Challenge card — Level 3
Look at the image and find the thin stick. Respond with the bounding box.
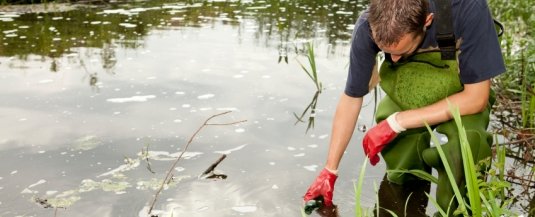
[201,154,227,176]
[498,135,535,145]
[147,111,246,214]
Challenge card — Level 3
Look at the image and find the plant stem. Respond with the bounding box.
[147,111,246,215]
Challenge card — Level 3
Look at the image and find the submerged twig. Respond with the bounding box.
[147,111,246,215]
[142,144,156,174]
[201,154,227,177]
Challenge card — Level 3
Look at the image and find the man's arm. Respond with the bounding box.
[396,79,490,129]
[325,93,363,171]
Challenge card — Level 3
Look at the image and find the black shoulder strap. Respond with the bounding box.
[434,0,456,60]
[494,19,504,37]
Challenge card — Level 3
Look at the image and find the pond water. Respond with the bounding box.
[1,1,531,217]
[0,1,391,216]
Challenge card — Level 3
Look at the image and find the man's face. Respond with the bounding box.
[377,32,424,63]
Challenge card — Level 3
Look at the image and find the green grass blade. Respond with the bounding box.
[355,157,368,217]
[306,42,317,80]
[521,77,528,127]
[481,190,506,217]
[306,42,321,91]
[479,192,493,216]
[425,192,448,217]
[386,169,438,184]
[296,42,321,91]
[404,192,413,217]
[374,182,379,217]
[424,122,467,214]
[487,190,503,217]
[300,205,308,217]
[526,96,535,128]
[379,207,399,217]
[296,58,316,83]
[449,104,482,216]
[497,142,506,201]
[353,182,358,215]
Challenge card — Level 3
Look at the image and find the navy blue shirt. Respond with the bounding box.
[344,0,506,97]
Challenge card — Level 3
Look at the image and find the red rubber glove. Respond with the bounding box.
[362,112,405,166]
[303,168,338,207]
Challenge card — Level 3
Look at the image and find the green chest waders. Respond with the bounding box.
[375,52,493,216]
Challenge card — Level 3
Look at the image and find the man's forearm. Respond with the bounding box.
[325,93,363,171]
[397,80,491,129]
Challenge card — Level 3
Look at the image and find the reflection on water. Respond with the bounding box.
[0,1,376,217]
[314,205,340,217]
[1,0,530,216]
[0,0,363,70]
[375,175,430,217]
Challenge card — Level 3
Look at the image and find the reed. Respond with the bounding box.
[296,41,322,92]
[355,104,518,217]
[354,157,369,217]
[420,104,516,217]
[294,41,323,133]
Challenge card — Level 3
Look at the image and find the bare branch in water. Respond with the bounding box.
[201,154,227,177]
[147,111,246,215]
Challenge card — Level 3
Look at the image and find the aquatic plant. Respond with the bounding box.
[294,41,323,133]
[354,157,369,217]
[296,41,322,92]
[420,104,517,217]
[351,104,518,217]
[486,1,535,214]
[488,0,535,138]
[293,90,320,134]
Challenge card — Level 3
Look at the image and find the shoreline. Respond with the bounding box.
[0,2,81,13]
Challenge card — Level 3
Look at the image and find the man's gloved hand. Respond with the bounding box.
[303,168,338,207]
[363,112,406,166]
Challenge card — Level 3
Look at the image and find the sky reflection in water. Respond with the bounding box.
[0,1,388,217]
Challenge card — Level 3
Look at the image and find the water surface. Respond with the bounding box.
[0,1,388,216]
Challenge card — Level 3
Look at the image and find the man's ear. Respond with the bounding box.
[425,13,434,27]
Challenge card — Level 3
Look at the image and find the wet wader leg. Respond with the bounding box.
[375,174,430,217]
[421,105,493,216]
[376,95,432,184]
[376,51,493,216]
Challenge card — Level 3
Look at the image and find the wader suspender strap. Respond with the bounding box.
[434,0,456,60]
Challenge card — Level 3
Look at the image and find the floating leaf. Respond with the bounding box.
[73,135,101,151]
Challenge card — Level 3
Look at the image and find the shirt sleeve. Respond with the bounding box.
[456,0,505,84]
[344,13,380,97]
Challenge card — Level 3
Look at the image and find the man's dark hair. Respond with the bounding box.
[368,0,429,47]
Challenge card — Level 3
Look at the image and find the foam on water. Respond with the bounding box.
[214,144,247,155]
[197,94,215,99]
[231,205,257,213]
[106,95,156,103]
[304,165,318,172]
